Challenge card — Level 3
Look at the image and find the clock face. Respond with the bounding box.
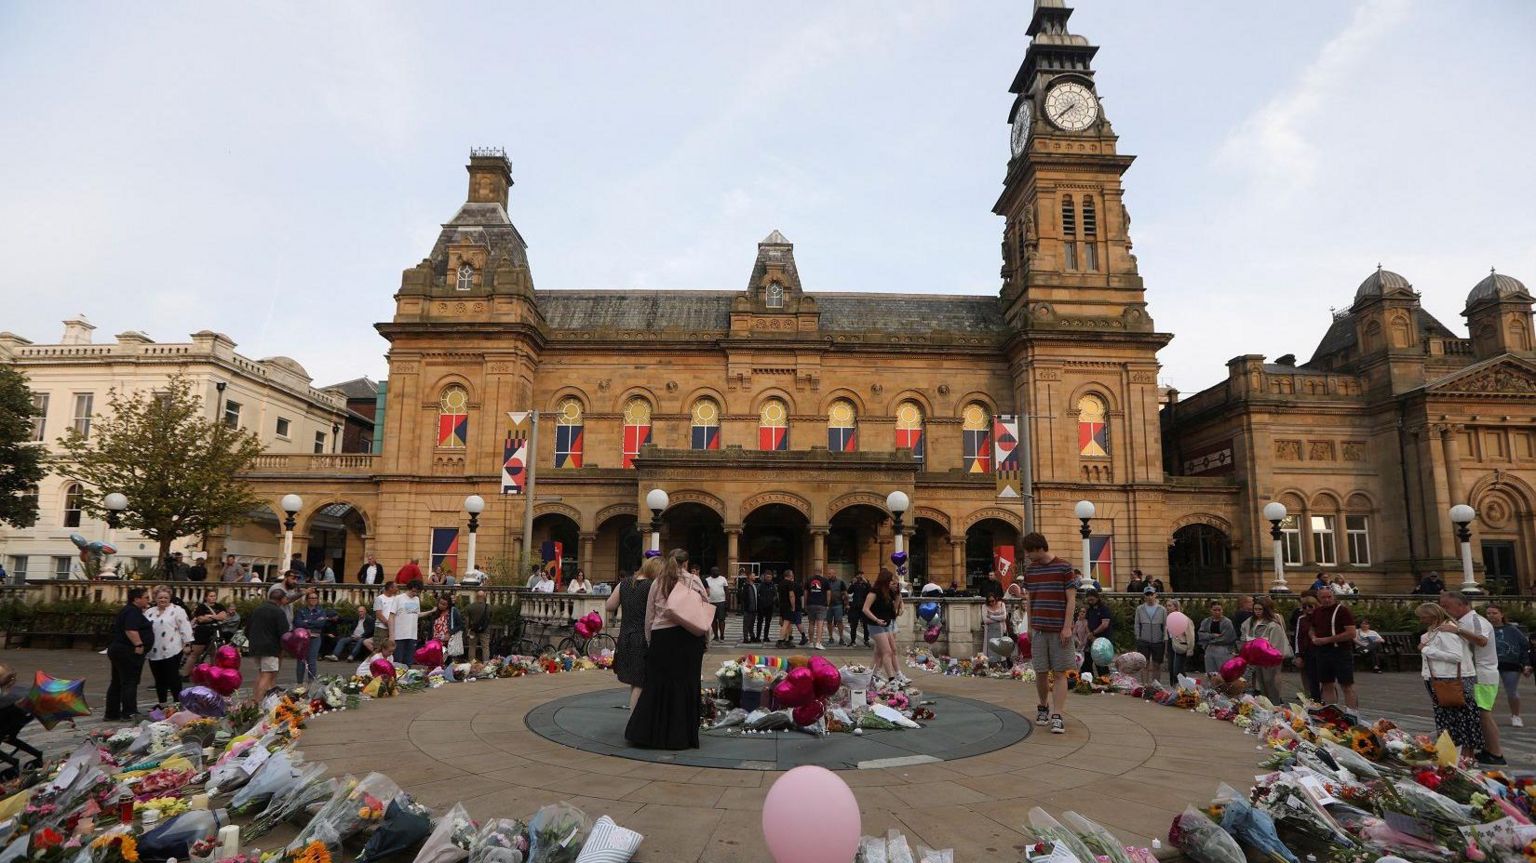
[1010,102,1031,158]
[1044,81,1098,132]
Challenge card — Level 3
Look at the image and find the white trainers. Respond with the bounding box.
[1513,716,1525,728]
[813,642,825,650]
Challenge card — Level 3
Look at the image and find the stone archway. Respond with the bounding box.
[743,503,810,579]
[963,517,1020,589]
[302,501,369,579]
[1169,523,1232,592]
[827,503,887,581]
[661,502,725,576]
[532,512,581,586]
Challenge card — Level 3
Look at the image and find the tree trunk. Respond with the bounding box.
[157,536,174,576]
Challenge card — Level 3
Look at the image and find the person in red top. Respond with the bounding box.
[1309,587,1358,712]
[395,557,424,585]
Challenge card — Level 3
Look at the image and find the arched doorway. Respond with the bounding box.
[827,504,886,580]
[912,517,949,586]
[661,502,725,575]
[305,502,368,578]
[744,503,808,577]
[965,518,1020,589]
[596,513,643,580]
[221,504,286,580]
[1168,524,1232,592]
[532,513,581,584]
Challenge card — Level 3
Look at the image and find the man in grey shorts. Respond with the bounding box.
[1021,532,1079,734]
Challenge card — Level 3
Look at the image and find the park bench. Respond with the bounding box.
[2,611,115,651]
[1376,631,1420,673]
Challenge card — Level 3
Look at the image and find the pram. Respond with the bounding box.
[0,694,43,782]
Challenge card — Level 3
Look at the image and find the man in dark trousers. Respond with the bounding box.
[104,587,153,720]
[737,568,760,644]
[848,571,872,646]
[755,571,777,644]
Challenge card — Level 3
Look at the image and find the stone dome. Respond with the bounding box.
[1467,270,1529,305]
[1354,267,1414,303]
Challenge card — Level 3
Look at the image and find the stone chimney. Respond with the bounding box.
[61,315,95,345]
[466,147,513,208]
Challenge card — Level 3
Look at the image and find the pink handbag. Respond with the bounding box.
[666,581,714,637]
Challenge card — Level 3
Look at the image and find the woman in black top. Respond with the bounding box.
[776,570,804,649]
[862,568,903,683]
[105,587,154,720]
[181,589,228,677]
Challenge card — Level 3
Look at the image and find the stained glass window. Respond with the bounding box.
[437,386,468,449]
[691,398,721,450]
[621,398,652,469]
[962,402,992,473]
[827,399,856,452]
[1077,395,1109,458]
[758,398,788,451]
[895,400,925,465]
[554,397,584,468]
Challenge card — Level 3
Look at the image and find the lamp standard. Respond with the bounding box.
[1262,501,1290,593]
[104,492,127,571]
[1449,504,1480,593]
[1074,500,1095,586]
[887,490,910,590]
[280,494,303,571]
[464,495,485,575]
[645,489,669,554]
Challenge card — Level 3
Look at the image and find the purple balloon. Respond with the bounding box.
[178,686,227,718]
[644,549,662,558]
[890,551,908,567]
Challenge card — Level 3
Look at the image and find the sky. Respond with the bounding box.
[1,1,1533,394]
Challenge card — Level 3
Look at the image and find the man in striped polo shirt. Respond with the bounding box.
[1022,532,1079,734]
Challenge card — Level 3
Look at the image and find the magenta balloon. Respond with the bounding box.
[808,657,840,699]
[792,699,825,727]
[206,667,241,696]
[1241,637,1284,668]
[1166,611,1191,637]
[214,645,241,670]
[1218,655,1248,683]
[189,664,210,685]
[369,658,396,679]
[574,621,592,639]
[1016,632,1032,660]
[762,766,861,863]
[773,667,815,708]
[414,641,444,668]
[923,624,940,644]
[280,629,311,660]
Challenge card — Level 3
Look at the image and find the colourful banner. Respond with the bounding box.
[692,424,721,450]
[502,430,527,494]
[894,426,924,462]
[992,415,1019,472]
[994,546,1016,590]
[431,528,460,576]
[622,423,652,469]
[437,413,468,448]
[827,427,856,452]
[1089,535,1113,589]
[541,540,564,589]
[555,423,584,468]
[759,426,788,451]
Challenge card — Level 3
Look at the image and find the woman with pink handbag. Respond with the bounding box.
[625,549,711,750]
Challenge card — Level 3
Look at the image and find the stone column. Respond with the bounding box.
[1441,424,1467,507]
[810,527,828,574]
[725,526,741,577]
[579,532,596,577]
[950,537,966,586]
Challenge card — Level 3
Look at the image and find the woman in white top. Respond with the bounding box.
[1417,601,1483,756]
[144,588,193,706]
[1239,597,1291,702]
[625,549,709,750]
[568,571,593,593]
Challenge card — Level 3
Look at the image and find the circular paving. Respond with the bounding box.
[525,685,1032,771]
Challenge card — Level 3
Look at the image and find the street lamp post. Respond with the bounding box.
[280,494,303,572]
[645,489,669,554]
[464,495,485,575]
[1262,501,1290,593]
[1074,500,1095,587]
[1449,504,1480,593]
[104,492,127,572]
[887,490,910,590]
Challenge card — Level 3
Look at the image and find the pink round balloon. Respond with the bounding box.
[369,658,396,679]
[280,628,311,660]
[762,766,860,863]
[808,657,840,699]
[213,645,241,670]
[1241,637,1284,668]
[1166,611,1191,637]
[1218,655,1248,683]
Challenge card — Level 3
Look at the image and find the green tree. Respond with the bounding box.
[57,375,267,563]
[0,367,46,528]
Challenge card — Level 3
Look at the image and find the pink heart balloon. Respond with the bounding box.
[214,645,241,670]
[369,658,396,679]
[280,628,311,660]
[582,612,603,634]
[792,699,825,727]
[190,664,211,685]
[1219,655,1248,683]
[1240,637,1284,668]
[574,621,592,639]
[207,667,241,696]
[773,667,815,708]
[414,640,444,668]
[1016,632,1032,660]
[808,657,840,699]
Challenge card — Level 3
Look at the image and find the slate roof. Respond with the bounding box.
[323,377,380,400]
[1305,307,1459,368]
[428,202,529,276]
[534,290,1006,337]
[1467,271,1530,306]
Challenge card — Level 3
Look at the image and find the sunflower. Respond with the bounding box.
[1063,669,1081,687]
[1348,728,1383,760]
[294,840,332,863]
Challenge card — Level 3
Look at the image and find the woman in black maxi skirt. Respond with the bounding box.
[625,550,708,750]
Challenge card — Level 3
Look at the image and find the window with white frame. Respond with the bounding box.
[314,431,326,454]
[1280,515,1303,566]
[72,393,93,437]
[53,556,72,579]
[30,393,48,441]
[7,555,26,582]
[456,264,474,291]
[1345,514,1370,566]
[1310,514,1338,566]
[223,400,241,428]
[275,417,291,438]
[766,282,785,308]
[62,483,83,528]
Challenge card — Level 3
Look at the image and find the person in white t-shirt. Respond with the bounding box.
[391,580,423,665]
[369,582,399,653]
[704,567,729,642]
[1440,590,1505,766]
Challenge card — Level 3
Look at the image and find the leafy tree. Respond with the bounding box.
[0,367,46,528]
[57,375,267,563]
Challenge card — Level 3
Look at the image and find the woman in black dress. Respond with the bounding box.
[605,556,660,709]
[105,587,153,721]
[625,549,708,749]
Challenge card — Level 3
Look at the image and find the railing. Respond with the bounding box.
[250,454,378,474]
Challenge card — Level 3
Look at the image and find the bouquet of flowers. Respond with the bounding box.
[245,768,334,840]
[290,773,400,851]
[1210,785,1296,863]
[526,802,591,863]
[229,750,301,815]
[1061,810,1136,863]
[90,833,140,863]
[1387,777,1477,826]
[1026,808,1098,863]
[411,802,477,863]
[356,796,433,863]
[469,818,527,863]
[1167,806,1245,863]
[175,720,219,750]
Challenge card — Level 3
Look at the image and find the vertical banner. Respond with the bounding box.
[502,414,530,495]
[541,540,564,589]
[993,414,1020,498]
[1089,535,1113,589]
[994,545,1016,590]
[431,528,460,576]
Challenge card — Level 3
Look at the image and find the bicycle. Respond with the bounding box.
[508,618,561,658]
[556,622,617,660]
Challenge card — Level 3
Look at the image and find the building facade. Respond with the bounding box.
[0,317,351,581]
[221,0,1528,594]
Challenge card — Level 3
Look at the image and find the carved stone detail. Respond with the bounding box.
[1307,441,1336,461]
[828,492,888,518]
[742,491,813,520]
[1341,442,1365,461]
[1456,366,1536,394]
[665,489,727,517]
[1275,440,1303,461]
[1130,371,1158,384]
[912,506,951,533]
[594,503,638,525]
[959,507,1023,532]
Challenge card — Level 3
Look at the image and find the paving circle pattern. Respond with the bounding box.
[525,685,1032,770]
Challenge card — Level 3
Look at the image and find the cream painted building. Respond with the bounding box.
[0,316,352,581]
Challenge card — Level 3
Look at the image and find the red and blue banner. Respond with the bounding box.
[691,424,720,450]
[541,540,564,589]
[827,426,856,452]
[994,546,1016,590]
[759,425,788,451]
[437,413,468,448]
[992,415,1019,473]
[622,423,652,469]
[895,426,924,462]
[502,430,527,494]
[963,428,992,473]
[555,423,583,468]
[431,528,460,576]
[1089,535,1113,589]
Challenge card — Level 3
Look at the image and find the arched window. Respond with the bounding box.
[766,282,785,308]
[63,483,83,528]
[1061,195,1078,271]
[758,398,789,451]
[455,264,474,291]
[621,398,652,469]
[690,398,721,450]
[1077,395,1109,458]
[894,400,925,466]
[827,399,857,452]
[1082,196,1099,271]
[554,397,584,468]
[962,402,992,473]
[437,385,469,449]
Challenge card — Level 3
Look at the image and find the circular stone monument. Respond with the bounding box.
[525,686,1032,771]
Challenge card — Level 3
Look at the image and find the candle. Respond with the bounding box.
[218,825,240,858]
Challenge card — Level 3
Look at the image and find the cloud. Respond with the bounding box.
[1216,0,1410,199]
